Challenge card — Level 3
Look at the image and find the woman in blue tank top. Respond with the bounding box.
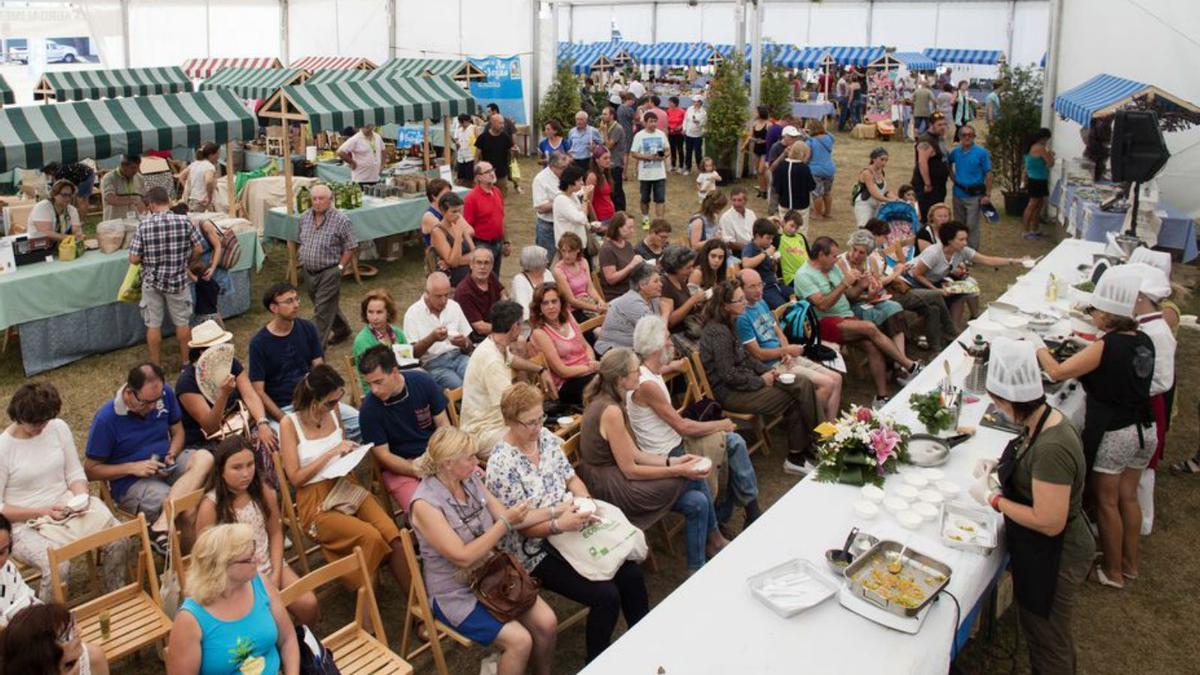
[167,524,298,675]
[1022,128,1054,240]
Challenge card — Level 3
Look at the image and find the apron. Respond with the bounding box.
[996,407,1063,618]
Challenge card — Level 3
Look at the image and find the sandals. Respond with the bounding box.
[149,528,170,557]
[1093,567,1124,589]
[1169,457,1200,475]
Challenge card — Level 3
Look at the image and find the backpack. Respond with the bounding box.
[296,625,341,675]
[780,300,839,363]
[215,224,241,269]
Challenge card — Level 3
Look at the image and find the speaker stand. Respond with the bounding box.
[1127,181,1140,237]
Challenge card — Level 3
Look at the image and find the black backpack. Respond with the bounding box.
[780,300,839,363]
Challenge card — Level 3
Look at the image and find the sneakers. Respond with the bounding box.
[915,335,930,351]
[871,395,891,409]
[783,457,817,476]
[896,360,924,387]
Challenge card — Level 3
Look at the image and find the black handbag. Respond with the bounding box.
[296,625,341,675]
[682,397,725,422]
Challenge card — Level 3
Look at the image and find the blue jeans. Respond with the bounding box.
[425,349,471,390]
[270,403,361,442]
[713,432,759,524]
[836,96,851,130]
[668,447,719,571]
[535,218,556,263]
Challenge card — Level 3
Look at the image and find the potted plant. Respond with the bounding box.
[759,53,793,121]
[705,53,750,180]
[536,62,583,133]
[985,63,1044,217]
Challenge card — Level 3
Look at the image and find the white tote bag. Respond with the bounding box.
[548,499,648,582]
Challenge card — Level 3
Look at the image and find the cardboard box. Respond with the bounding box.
[375,233,406,261]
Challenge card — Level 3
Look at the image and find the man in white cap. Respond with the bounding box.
[765,125,803,215]
[974,336,1092,675]
[1126,263,1176,533]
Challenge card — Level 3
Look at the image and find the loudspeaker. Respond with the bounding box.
[1111,110,1170,183]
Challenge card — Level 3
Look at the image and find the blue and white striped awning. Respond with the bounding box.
[894,52,938,71]
[923,48,1003,66]
[822,46,885,67]
[639,42,714,67]
[1054,74,1151,126]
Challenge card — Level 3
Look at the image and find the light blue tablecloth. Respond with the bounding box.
[262,187,468,243]
[1053,182,1197,262]
[792,101,835,119]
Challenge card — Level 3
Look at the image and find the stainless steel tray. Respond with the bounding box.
[843,541,952,618]
[939,502,999,555]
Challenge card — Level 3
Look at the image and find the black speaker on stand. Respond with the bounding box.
[1110,109,1170,240]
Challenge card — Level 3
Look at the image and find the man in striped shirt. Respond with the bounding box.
[298,184,357,347]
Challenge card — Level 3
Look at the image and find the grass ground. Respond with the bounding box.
[1,126,1197,675]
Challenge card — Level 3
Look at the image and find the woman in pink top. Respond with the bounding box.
[529,285,599,406]
[552,231,607,322]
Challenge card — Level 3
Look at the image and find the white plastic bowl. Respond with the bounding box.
[918,489,945,505]
[903,473,929,489]
[66,493,89,512]
[853,500,880,520]
[894,484,920,500]
[883,497,910,514]
[574,498,597,516]
[860,484,886,503]
[912,502,939,522]
[778,373,796,385]
[921,468,946,482]
[936,480,962,498]
[896,510,923,530]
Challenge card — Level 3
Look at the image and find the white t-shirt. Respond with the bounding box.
[28,200,80,235]
[552,193,589,246]
[684,106,707,137]
[453,124,477,164]
[916,243,975,285]
[460,338,512,445]
[186,159,217,205]
[532,167,560,218]
[0,419,86,512]
[511,269,553,321]
[625,366,682,456]
[627,80,646,99]
[718,206,758,245]
[631,129,669,181]
[403,297,473,364]
[337,130,384,183]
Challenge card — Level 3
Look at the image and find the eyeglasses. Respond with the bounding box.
[130,389,162,406]
[516,414,546,430]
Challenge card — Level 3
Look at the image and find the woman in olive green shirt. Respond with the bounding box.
[973,337,1093,675]
[352,289,408,392]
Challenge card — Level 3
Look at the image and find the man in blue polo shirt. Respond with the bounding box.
[84,363,214,548]
[947,125,993,249]
[357,345,449,514]
[566,110,603,170]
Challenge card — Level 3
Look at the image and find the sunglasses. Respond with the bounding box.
[323,393,344,410]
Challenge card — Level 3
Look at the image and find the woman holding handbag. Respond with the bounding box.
[176,321,277,452]
[278,366,407,591]
[410,427,559,675]
[485,383,648,663]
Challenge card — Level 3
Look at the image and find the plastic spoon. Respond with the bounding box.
[888,538,912,575]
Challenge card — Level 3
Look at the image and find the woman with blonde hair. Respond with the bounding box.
[167,523,299,675]
[409,427,558,675]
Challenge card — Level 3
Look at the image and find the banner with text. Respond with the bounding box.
[469,56,526,124]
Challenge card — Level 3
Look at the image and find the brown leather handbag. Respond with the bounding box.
[467,551,541,623]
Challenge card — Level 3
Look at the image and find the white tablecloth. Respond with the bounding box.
[581,238,1106,675]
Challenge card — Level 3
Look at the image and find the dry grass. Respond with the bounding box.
[2,127,1196,675]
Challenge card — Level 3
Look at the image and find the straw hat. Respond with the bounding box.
[986,337,1044,403]
[188,320,233,348]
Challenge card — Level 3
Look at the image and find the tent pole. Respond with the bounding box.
[121,0,131,67]
[443,116,453,167]
[749,0,762,111]
[282,96,298,286]
[1041,0,1064,128]
[225,141,236,217]
[280,0,290,66]
[423,119,432,171]
[386,0,396,59]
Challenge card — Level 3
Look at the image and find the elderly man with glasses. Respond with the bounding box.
[947,124,993,249]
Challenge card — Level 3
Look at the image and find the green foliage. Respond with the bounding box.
[985,63,1044,194]
[536,62,582,133]
[909,389,956,435]
[759,52,793,121]
[705,54,750,170]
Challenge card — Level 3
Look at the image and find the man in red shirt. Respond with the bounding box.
[463,161,508,272]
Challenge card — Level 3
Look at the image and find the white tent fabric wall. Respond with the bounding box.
[289,0,389,65]
[128,0,282,68]
[1050,0,1200,217]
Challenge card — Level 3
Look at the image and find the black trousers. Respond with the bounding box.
[668,134,685,169]
[556,373,596,407]
[684,136,704,170]
[611,165,626,212]
[532,551,649,662]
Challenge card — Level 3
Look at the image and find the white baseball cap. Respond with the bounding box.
[1128,247,1172,277]
[1090,266,1141,318]
[1122,262,1171,302]
[782,126,802,138]
[986,337,1044,403]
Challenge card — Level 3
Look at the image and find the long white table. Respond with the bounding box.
[581,239,1105,675]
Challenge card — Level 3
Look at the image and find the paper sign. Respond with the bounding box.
[439,164,453,182]
[312,445,371,483]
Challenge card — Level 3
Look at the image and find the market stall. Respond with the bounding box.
[256,74,477,283]
[922,48,1005,66]
[182,57,283,80]
[895,52,939,74]
[377,57,488,85]
[288,56,377,74]
[263,187,468,246]
[581,238,1107,675]
[32,66,193,102]
[865,52,903,124]
[822,46,886,68]
[198,66,307,101]
[637,42,715,69]
[0,89,262,374]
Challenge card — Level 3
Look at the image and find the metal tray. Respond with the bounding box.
[747,558,840,618]
[843,541,952,618]
[906,434,950,467]
[939,502,999,555]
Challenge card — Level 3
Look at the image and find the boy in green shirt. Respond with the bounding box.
[777,209,811,286]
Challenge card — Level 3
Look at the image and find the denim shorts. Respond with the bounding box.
[640,179,667,204]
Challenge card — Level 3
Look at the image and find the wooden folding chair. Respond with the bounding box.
[163,489,206,597]
[98,481,137,522]
[281,547,413,675]
[47,514,172,665]
[272,453,317,574]
[444,387,463,427]
[686,352,779,456]
[367,454,405,522]
[399,529,476,675]
[344,354,363,407]
[578,312,605,335]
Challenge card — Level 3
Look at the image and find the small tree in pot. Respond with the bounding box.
[759,52,793,121]
[537,62,583,133]
[985,63,1044,217]
[705,54,750,180]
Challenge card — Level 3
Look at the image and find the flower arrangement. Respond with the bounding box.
[909,389,956,436]
[813,406,911,487]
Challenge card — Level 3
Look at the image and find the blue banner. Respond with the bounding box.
[469,56,526,124]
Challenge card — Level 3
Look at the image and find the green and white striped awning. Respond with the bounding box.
[34,67,193,102]
[378,58,485,81]
[0,89,257,172]
[269,75,478,133]
[199,67,306,101]
[303,69,385,86]
[0,74,13,105]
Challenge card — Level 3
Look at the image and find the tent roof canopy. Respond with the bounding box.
[0,74,13,106]
[639,42,717,67]
[867,53,903,70]
[820,46,885,67]
[289,56,377,73]
[1053,73,1200,127]
[182,57,282,79]
[894,52,939,71]
[378,58,487,82]
[198,67,307,101]
[258,75,478,133]
[0,89,256,172]
[922,48,1004,65]
[33,67,193,102]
